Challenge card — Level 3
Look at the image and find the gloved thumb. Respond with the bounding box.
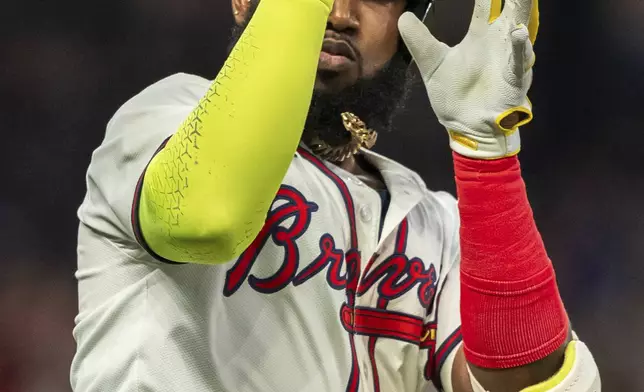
[509,24,533,79]
[398,11,449,81]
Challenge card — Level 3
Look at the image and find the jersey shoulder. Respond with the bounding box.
[79,73,211,241]
[423,188,459,227]
[121,73,209,109]
[105,73,210,138]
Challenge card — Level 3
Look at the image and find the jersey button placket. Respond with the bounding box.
[359,205,373,223]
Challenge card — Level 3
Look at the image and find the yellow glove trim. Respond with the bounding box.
[488,0,503,23]
[474,147,521,160]
[496,106,533,135]
[449,130,479,150]
[521,341,578,392]
[528,0,540,44]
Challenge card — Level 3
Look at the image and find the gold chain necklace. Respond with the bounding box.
[308,112,378,162]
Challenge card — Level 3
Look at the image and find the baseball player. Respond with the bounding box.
[70,0,601,390]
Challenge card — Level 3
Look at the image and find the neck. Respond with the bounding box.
[336,155,361,173]
[334,154,386,191]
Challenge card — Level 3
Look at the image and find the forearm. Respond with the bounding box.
[453,153,570,389]
[138,0,330,263]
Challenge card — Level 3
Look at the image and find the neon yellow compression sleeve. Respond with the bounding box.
[137,0,332,264]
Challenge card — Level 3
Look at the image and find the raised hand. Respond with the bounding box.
[399,0,539,159]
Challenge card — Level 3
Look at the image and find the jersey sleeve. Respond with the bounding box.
[434,257,463,392]
[137,0,332,265]
[77,73,210,255]
[422,190,463,392]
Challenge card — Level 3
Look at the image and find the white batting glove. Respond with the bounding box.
[399,0,540,159]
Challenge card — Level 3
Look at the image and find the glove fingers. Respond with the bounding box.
[472,0,502,25]
[468,0,503,35]
[503,0,534,27]
[399,11,449,80]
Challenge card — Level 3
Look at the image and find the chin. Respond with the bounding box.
[314,70,358,95]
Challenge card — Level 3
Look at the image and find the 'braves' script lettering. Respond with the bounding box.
[223,185,318,296]
[224,185,437,309]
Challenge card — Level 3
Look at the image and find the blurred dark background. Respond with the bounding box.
[1,0,642,391]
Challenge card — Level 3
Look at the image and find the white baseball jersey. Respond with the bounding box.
[71,73,463,392]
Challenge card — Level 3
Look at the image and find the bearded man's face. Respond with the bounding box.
[230,0,416,146]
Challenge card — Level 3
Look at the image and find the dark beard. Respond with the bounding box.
[228,1,415,148]
[304,54,412,146]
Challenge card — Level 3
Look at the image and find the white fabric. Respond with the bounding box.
[466,340,601,392]
[71,74,464,392]
[398,0,536,159]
